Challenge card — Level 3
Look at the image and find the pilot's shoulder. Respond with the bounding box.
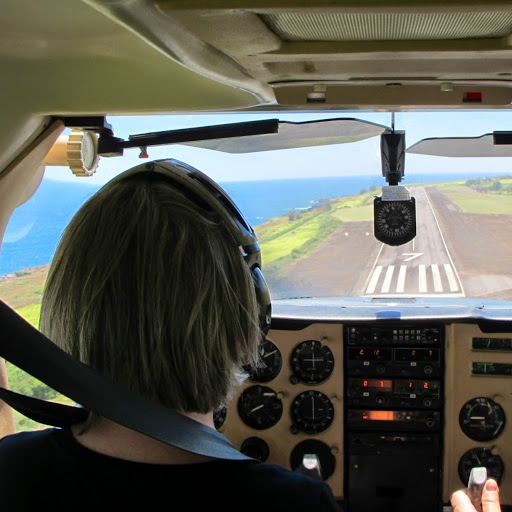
[226,460,342,511]
[0,428,57,457]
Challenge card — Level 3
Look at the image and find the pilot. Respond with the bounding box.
[0,159,502,512]
[0,160,341,510]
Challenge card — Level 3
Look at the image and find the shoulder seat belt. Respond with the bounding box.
[0,300,252,461]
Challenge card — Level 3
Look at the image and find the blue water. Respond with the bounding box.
[0,171,502,276]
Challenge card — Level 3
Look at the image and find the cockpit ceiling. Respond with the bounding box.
[261,11,512,41]
[154,0,512,108]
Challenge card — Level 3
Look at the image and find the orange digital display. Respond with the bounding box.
[350,378,392,391]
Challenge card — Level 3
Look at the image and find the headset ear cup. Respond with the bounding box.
[251,267,271,334]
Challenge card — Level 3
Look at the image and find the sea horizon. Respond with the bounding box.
[0,171,506,277]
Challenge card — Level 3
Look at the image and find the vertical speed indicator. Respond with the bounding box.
[290,340,334,384]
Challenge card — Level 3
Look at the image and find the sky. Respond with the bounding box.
[43,110,512,185]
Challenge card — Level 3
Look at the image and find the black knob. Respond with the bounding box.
[425,417,435,428]
[240,437,269,462]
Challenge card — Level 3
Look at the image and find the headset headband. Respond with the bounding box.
[113,159,271,333]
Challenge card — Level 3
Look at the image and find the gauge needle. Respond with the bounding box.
[494,421,503,435]
[250,404,264,413]
[473,452,482,465]
[470,417,485,420]
[264,350,277,358]
[312,398,315,420]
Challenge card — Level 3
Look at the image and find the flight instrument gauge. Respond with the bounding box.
[244,338,282,383]
[290,339,334,384]
[459,397,506,441]
[374,197,416,246]
[458,448,504,486]
[291,391,335,434]
[238,385,283,430]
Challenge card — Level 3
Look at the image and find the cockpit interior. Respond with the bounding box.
[2,1,512,511]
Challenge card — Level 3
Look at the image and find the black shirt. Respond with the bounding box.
[0,428,342,511]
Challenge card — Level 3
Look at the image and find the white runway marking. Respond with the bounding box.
[396,265,407,293]
[366,265,383,294]
[444,263,459,292]
[419,265,427,293]
[365,262,463,295]
[431,264,442,292]
[381,266,395,293]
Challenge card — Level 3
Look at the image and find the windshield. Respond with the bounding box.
[2,110,512,307]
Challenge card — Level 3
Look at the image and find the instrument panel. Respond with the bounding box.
[218,319,512,511]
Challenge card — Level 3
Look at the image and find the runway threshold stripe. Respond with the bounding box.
[419,265,427,293]
[366,266,383,294]
[396,265,407,293]
[432,264,443,292]
[381,266,395,293]
[444,264,459,292]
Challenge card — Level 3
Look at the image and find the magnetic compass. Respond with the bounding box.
[374,197,416,246]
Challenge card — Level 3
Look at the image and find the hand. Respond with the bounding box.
[451,479,501,512]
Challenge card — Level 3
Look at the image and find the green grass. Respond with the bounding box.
[258,211,340,264]
[16,303,41,328]
[332,204,373,222]
[436,184,512,214]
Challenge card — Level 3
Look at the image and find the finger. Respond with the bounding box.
[481,479,501,512]
[451,489,474,512]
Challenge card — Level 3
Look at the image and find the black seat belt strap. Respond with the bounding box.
[0,300,251,461]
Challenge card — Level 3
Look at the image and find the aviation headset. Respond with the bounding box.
[112,158,272,334]
[0,158,271,460]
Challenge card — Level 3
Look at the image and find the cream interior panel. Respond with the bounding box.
[222,323,344,499]
[444,323,512,504]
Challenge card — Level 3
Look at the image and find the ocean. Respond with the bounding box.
[0,171,499,277]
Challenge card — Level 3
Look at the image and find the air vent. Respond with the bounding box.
[261,12,512,41]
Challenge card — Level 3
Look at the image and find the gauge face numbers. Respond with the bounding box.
[238,385,283,430]
[374,198,416,246]
[244,338,282,383]
[290,340,334,384]
[459,397,506,441]
[291,391,334,434]
[458,448,504,486]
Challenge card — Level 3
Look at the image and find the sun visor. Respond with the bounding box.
[181,118,388,153]
[407,132,512,158]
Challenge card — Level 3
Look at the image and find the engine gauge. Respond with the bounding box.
[290,339,334,384]
[290,440,336,481]
[238,385,283,430]
[244,338,282,383]
[459,397,506,441]
[291,390,335,434]
[458,448,504,486]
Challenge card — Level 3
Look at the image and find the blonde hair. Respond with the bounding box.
[40,171,260,414]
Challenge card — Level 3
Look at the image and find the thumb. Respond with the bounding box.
[482,479,501,512]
